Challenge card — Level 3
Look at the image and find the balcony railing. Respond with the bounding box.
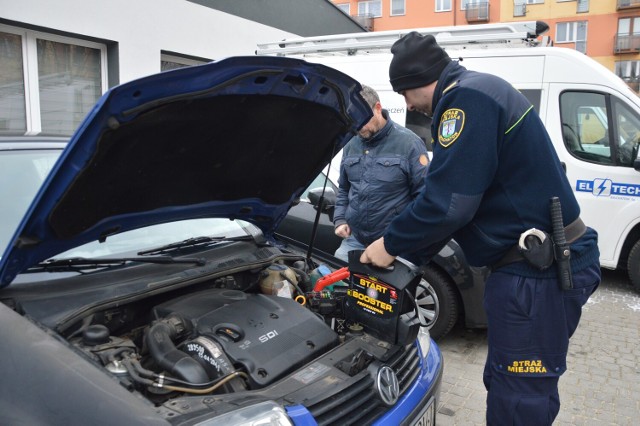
[466,2,490,22]
[617,0,640,10]
[614,34,640,53]
[354,14,374,31]
[622,78,640,92]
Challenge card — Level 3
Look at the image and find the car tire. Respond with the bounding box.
[421,266,459,341]
[628,239,640,292]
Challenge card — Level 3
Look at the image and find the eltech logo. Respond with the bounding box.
[576,179,640,198]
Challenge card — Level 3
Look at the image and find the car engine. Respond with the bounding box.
[63,257,346,403]
[59,250,424,419]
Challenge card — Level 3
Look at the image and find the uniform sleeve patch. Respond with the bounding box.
[438,108,465,147]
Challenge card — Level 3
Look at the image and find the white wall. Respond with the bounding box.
[0,0,297,83]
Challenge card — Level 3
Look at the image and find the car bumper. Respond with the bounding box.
[286,338,443,426]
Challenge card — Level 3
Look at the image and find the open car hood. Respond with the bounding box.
[0,56,371,287]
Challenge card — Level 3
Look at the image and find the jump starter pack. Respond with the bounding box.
[344,250,422,346]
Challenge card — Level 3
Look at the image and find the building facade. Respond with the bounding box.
[331,0,640,92]
[0,0,364,136]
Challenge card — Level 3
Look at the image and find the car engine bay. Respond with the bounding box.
[4,245,426,422]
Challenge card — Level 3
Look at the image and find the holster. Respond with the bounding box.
[492,218,586,271]
[519,230,554,271]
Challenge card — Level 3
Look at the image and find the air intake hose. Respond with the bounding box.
[145,315,209,384]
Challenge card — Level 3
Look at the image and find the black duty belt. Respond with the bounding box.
[492,217,586,270]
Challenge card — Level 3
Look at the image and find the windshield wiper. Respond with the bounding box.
[30,256,206,273]
[137,235,254,256]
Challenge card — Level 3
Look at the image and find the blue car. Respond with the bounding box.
[0,56,442,425]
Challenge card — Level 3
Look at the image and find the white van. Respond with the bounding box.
[257,21,640,289]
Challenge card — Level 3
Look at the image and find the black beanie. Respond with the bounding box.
[389,32,451,92]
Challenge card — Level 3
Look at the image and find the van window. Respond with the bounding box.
[560,91,640,166]
[519,89,541,113]
[612,98,640,166]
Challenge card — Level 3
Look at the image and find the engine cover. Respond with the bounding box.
[155,290,338,388]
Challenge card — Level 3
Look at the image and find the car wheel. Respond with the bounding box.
[415,277,439,331]
[628,239,640,293]
[421,266,459,341]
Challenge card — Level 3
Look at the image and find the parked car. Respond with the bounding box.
[278,167,490,341]
[0,136,67,254]
[0,57,442,425]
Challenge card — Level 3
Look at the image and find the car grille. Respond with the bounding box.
[304,343,421,426]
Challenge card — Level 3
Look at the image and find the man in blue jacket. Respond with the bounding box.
[360,33,600,425]
[333,85,429,261]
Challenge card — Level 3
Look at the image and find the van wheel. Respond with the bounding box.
[420,266,459,341]
[628,239,640,292]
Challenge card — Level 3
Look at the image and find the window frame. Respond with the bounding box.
[618,17,640,35]
[336,3,351,15]
[390,0,406,16]
[556,21,587,45]
[436,0,452,12]
[358,0,382,17]
[0,23,108,136]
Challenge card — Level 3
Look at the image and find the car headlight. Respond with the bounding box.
[194,401,293,426]
[417,326,431,358]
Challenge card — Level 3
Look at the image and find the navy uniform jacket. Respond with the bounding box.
[384,62,599,276]
[334,110,428,246]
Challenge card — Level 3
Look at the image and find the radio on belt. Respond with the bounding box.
[345,250,422,346]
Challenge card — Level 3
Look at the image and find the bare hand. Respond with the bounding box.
[360,237,396,267]
[335,224,351,239]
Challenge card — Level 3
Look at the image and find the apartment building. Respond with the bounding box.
[331,0,640,91]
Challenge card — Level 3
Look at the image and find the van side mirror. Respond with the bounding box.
[308,187,336,213]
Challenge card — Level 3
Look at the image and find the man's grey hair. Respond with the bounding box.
[360,84,380,109]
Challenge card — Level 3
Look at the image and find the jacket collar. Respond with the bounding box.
[432,61,466,114]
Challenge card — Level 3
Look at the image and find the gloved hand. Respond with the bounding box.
[335,223,351,239]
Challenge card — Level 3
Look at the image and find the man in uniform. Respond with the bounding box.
[333,85,429,261]
[360,32,600,425]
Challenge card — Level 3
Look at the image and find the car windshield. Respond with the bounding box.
[0,149,61,254]
[0,147,257,264]
[53,218,253,260]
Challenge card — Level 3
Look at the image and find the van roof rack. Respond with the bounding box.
[256,21,548,56]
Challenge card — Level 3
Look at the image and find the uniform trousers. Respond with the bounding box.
[483,262,600,425]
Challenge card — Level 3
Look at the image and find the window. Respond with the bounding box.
[436,0,452,12]
[616,18,640,52]
[560,91,640,166]
[358,0,382,17]
[336,3,350,14]
[0,25,107,136]
[513,0,526,16]
[526,0,543,3]
[577,0,589,13]
[0,32,25,134]
[391,0,406,16]
[161,53,210,72]
[556,21,588,53]
[618,17,640,36]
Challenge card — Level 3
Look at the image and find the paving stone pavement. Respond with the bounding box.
[434,269,640,425]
